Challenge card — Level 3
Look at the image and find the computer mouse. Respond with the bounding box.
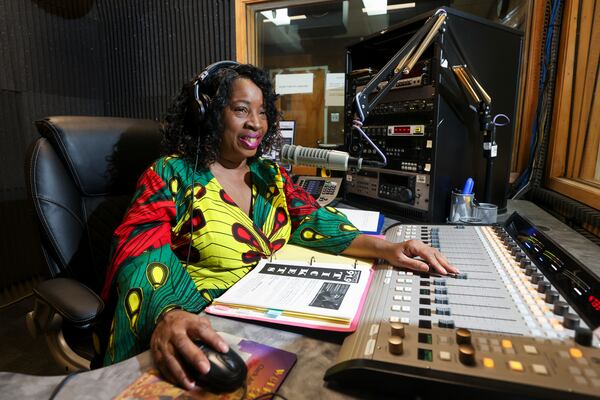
[189,341,247,393]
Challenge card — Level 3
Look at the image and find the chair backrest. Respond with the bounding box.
[26,116,162,294]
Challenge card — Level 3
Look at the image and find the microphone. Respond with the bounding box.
[280,144,362,171]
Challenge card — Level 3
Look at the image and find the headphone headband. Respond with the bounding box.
[193,60,240,117]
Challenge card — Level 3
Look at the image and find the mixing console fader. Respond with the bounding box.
[325,213,600,399]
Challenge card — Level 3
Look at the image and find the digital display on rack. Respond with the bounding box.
[505,213,600,329]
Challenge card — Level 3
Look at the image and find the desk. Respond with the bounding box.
[1,200,599,399]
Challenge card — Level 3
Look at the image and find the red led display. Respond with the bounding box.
[394,126,410,134]
[589,295,600,311]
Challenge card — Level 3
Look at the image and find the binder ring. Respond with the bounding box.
[310,256,316,266]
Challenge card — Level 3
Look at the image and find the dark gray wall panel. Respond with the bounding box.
[0,0,236,301]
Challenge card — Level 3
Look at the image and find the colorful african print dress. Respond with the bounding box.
[101,156,360,365]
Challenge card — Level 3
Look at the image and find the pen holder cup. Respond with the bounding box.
[473,202,498,224]
[449,191,474,223]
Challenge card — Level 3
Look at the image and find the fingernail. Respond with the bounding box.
[420,264,429,272]
[199,360,211,374]
[185,380,196,390]
[218,341,229,353]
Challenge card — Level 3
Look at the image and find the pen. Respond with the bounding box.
[462,177,474,194]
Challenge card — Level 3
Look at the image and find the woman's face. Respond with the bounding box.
[219,77,268,165]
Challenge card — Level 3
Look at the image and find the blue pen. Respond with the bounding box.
[462,178,474,194]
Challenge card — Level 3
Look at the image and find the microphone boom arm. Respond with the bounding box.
[351,7,498,202]
[354,9,447,122]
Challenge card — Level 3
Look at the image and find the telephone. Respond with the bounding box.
[295,176,343,206]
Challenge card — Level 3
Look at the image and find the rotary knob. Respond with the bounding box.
[456,328,472,345]
[390,322,405,338]
[525,266,536,276]
[563,313,580,330]
[458,344,476,366]
[398,188,413,203]
[553,301,569,316]
[388,336,404,355]
[515,251,526,261]
[545,290,559,304]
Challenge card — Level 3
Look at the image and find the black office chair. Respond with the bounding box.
[24,116,162,371]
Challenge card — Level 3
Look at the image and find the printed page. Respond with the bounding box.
[212,259,372,323]
[271,243,373,268]
[335,208,382,233]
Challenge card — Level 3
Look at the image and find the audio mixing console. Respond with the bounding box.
[325,213,600,399]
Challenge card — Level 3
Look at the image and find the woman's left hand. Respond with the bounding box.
[382,239,459,275]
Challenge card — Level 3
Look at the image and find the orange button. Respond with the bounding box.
[508,360,524,372]
[501,339,513,349]
[483,357,495,368]
[569,348,583,359]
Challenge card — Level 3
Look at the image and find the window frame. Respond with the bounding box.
[545,0,600,210]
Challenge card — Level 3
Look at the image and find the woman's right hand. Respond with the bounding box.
[150,309,229,390]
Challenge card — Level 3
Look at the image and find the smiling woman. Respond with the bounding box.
[100,61,456,390]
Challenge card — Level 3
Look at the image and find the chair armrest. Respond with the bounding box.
[33,277,104,326]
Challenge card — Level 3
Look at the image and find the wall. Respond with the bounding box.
[0,0,235,303]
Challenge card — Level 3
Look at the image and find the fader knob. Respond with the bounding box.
[575,327,593,347]
[456,328,472,345]
[531,273,543,284]
[520,259,531,269]
[545,290,559,304]
[553,301,569,316]
[390,322,405,338]
[537,281,550,293]
[563,313,580,330]
[388,336,404,355]
[458,344,476,366]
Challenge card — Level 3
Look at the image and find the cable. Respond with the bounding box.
[185,136,202,267]
[351,120,387,167]
[492,114,510,127]
[511,0,562,197]
[48,371,82,400]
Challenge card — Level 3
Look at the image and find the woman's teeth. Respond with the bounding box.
[239,135,260,149]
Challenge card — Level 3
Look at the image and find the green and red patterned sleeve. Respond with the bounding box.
[101,160,212,366]
[278,166,361,254]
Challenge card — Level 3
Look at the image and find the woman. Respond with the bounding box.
[101,62,456,389]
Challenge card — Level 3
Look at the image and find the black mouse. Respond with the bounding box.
[189,341,247,393]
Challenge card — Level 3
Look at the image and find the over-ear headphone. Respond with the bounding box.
[192,60,240,122]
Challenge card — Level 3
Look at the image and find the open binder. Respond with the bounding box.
[205,244,374,332]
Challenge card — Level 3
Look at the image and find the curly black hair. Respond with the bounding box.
[161,63,281,168]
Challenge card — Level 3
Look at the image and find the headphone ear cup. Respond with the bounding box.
[196,92,211,121]
[192,60,240,125]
